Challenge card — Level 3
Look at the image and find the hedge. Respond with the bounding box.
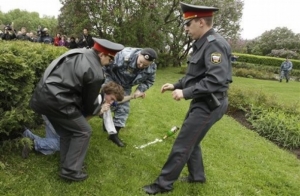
[233,53,300,70]
[0,40,67,141]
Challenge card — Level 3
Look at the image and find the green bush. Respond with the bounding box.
[246,105,300,149]
[0,40,67,144]
[228,87,300,149]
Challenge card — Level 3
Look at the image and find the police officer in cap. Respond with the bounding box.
[30,38,124,181]
[143,2,232,194]
[103,47,158,147]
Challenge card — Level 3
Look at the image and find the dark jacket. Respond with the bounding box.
[17,33,31,41]
[68,41,78,49]
[2,32,16,40]
[174,29,232,99]
[78,34,94,48]
[30,49,105,118]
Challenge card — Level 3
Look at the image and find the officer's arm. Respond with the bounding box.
[136,64,156,92]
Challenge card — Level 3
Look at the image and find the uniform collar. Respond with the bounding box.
[193,28,215,50]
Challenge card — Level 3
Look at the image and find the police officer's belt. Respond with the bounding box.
[193,91,227,103]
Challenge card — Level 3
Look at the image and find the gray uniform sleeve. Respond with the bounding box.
[136,63,157,92]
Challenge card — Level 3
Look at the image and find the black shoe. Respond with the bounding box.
[108,134,125,147]
[142,183,172,195]
[59,168,88,181]
[179,176,206,184]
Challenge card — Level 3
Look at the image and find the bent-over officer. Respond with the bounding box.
[30,38,124,181]
[143,2,232,194]
[103,47,157,147]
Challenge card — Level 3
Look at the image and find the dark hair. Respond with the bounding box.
[102,81,124,101]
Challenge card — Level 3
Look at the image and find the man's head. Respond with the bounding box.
[102,81,125,104]
[92,38,124,66]
[180,2,218,40]
[83,28,89,35]
[137,48,157,69]
[21,27,27,34]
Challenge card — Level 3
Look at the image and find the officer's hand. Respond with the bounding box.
[172,89,183,101]
[161,83,174,93]
[133,90,145,99]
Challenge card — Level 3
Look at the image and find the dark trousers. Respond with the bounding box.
[154,98,228,190]
[47,115,92,172]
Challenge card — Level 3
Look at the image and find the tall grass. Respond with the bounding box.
[1,67,299,196]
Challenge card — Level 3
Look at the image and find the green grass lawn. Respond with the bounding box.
[231,76,300,104]
[1,67,300,196]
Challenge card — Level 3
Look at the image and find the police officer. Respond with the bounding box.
[280,57,293,82]
[30,38,124,181]
[143,2,232,194]
[103,47,157,147]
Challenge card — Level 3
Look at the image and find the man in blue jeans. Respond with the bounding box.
[22,115,59,158]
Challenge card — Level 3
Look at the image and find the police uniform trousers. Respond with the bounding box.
[47,115,92,172]
[154,97,228,190]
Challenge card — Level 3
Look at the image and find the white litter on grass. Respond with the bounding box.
[134,138,163,149]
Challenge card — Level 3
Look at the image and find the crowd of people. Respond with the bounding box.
[1,25,94,49]
[10,2,234,195]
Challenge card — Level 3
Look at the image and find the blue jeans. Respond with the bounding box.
[23,115,60,155]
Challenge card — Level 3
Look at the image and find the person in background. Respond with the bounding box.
[231,54,239,62]
[143,2,232,194]
[78,28,94,49]
[2,24,16,40]
[16,27,31,41]
[280,57,293,83]
[54,33,61,46]
[68,36,78,49]
[58,35,68,47]
[103,47,157,147]
[29,38,124,181]
[37,28,53,44]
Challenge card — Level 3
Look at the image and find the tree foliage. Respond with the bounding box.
[57,0,243,67]
[0,9,58,36]
[246,27,300,59]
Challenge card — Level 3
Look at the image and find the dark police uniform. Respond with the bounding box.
[143,2,232,194]
[30,38,124,181]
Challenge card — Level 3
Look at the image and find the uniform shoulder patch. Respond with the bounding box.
[211,52,222,64]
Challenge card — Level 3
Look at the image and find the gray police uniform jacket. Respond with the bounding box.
[174,29,232,99]
[104,47,156,92]
[281,61,292,71]
[30,49,105,118]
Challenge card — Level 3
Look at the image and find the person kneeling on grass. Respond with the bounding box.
[22,81,125,159]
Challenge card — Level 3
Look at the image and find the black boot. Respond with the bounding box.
[108,127,125,147]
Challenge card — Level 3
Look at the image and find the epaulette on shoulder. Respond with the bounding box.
[207,35,216,42]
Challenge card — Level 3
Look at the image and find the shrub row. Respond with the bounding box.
[233,53,300,70]
[228,87,300,149]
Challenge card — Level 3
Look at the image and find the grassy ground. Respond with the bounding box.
[1,67,300,196]
[231,76,300,104]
